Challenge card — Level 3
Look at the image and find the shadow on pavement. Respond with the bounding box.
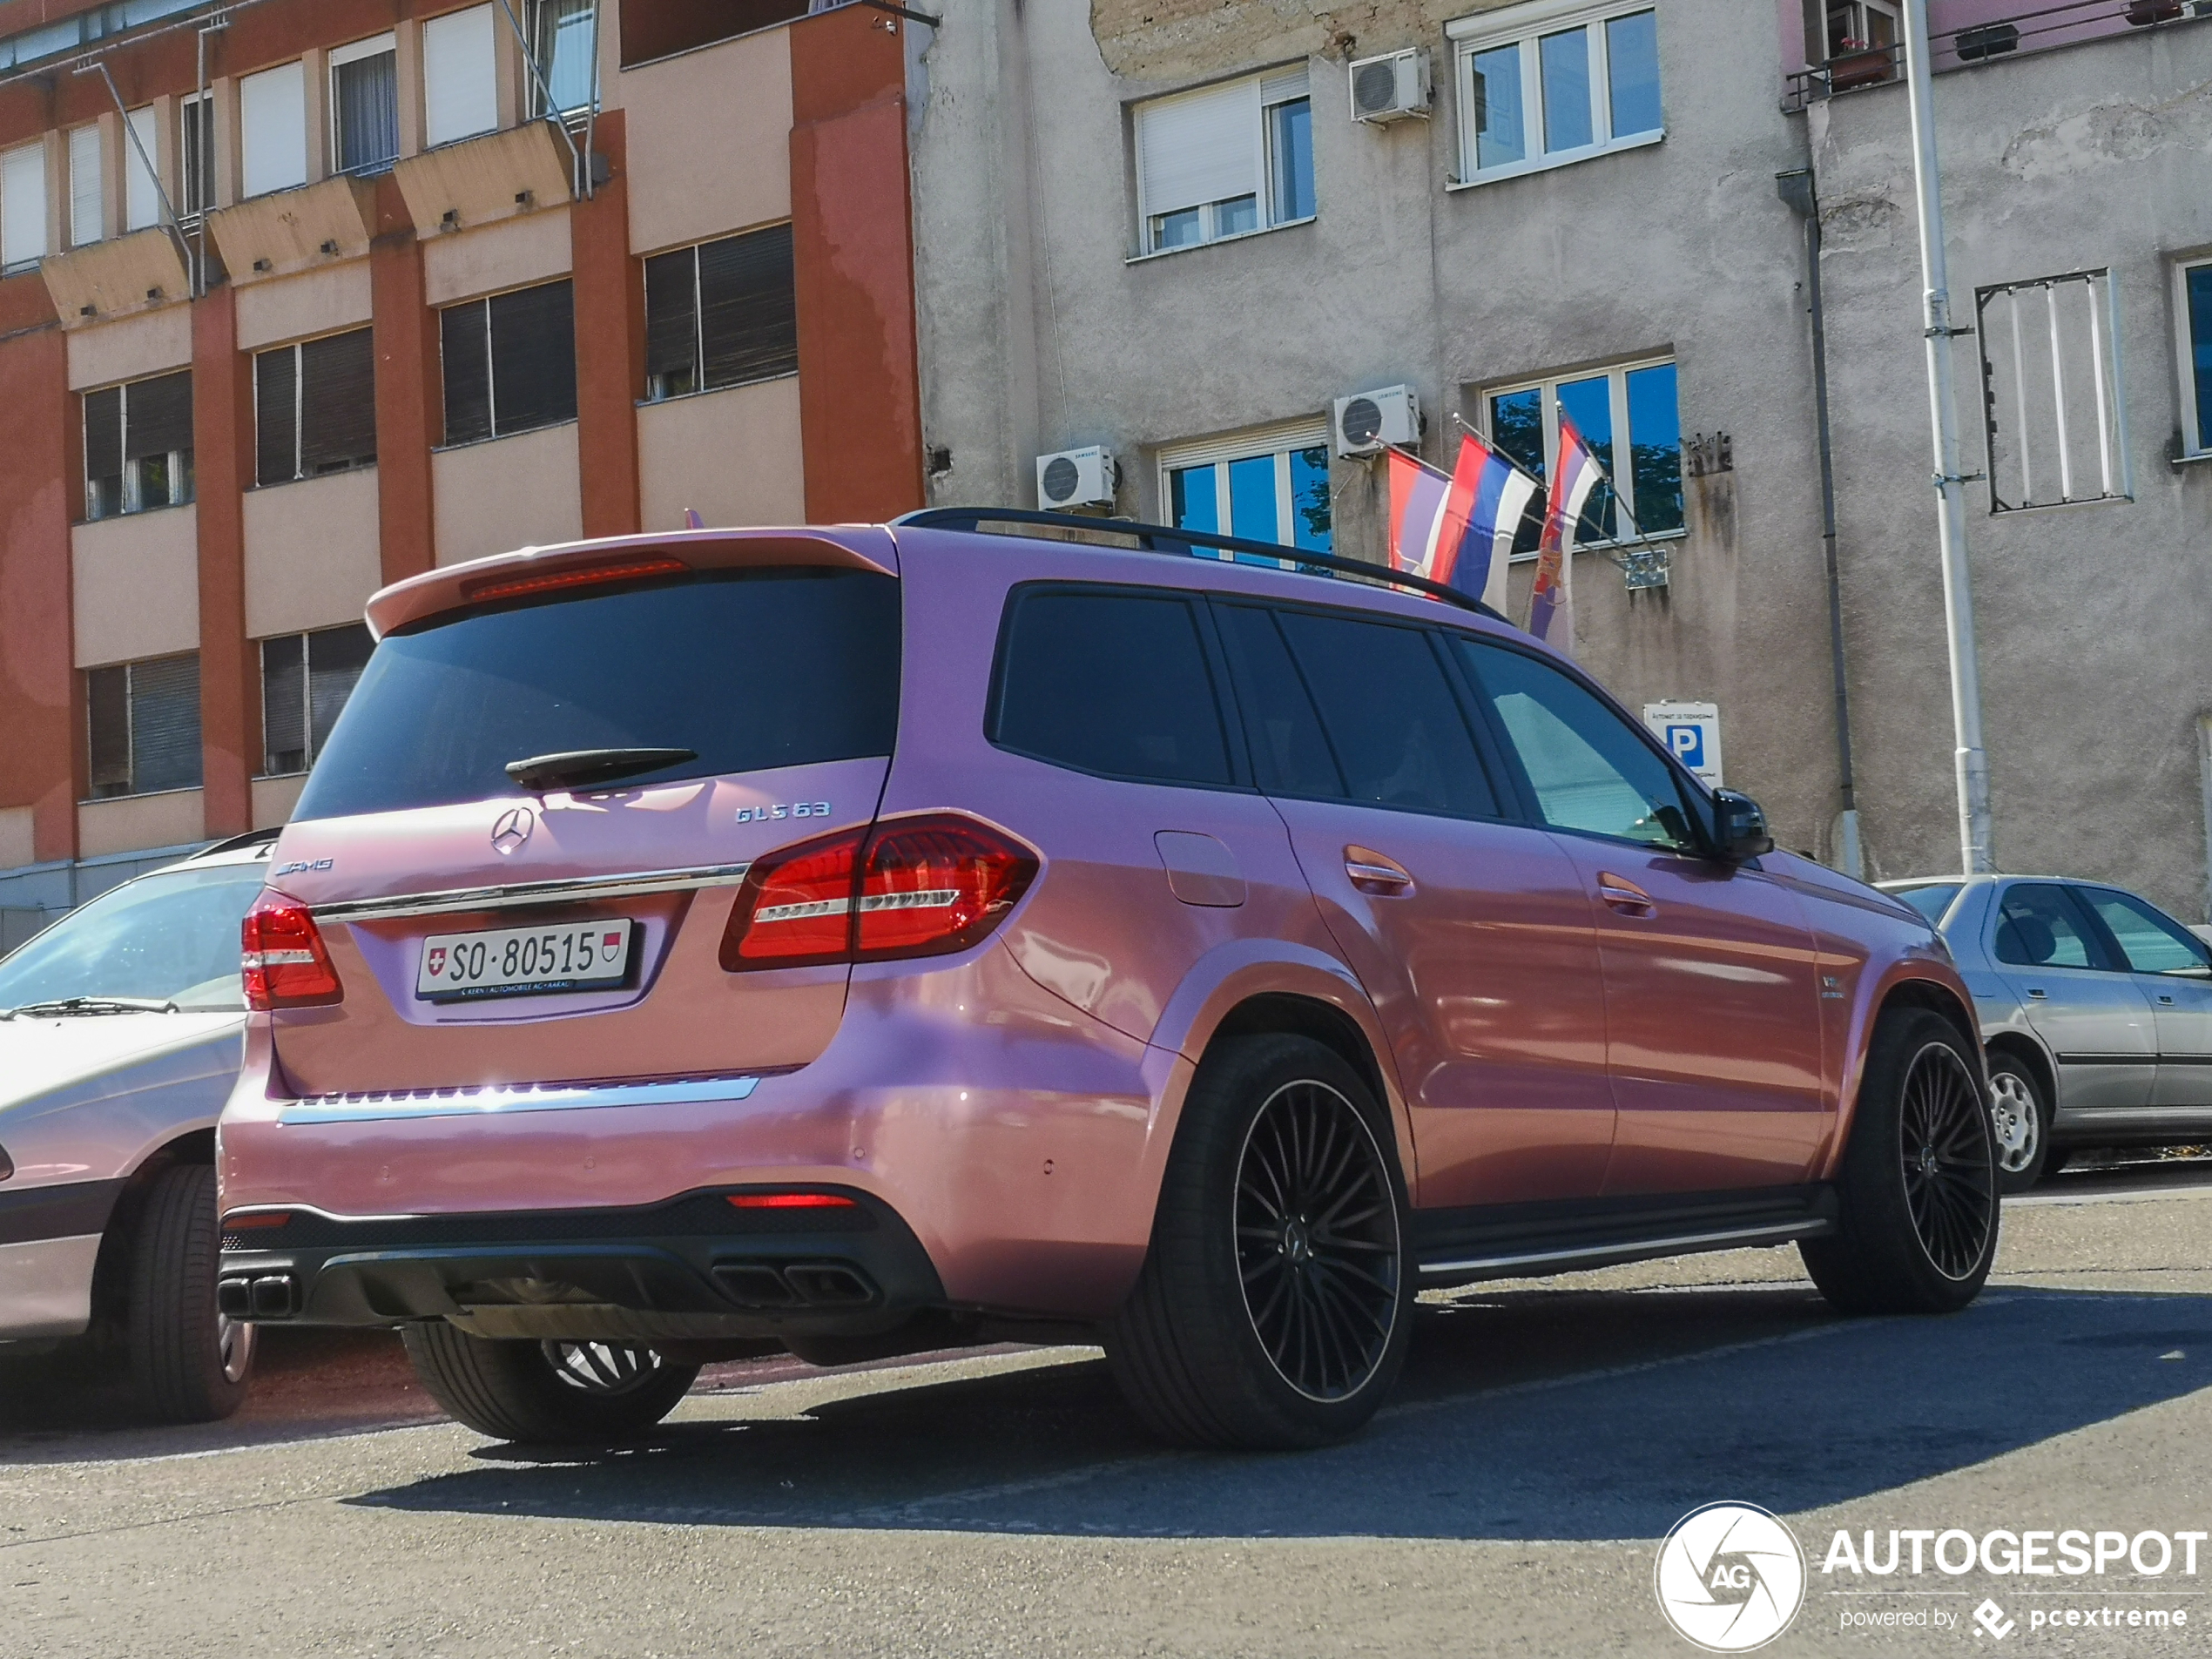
[347,1285,2212,1541]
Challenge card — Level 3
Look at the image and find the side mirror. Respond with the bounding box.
[1711,789,1774,860]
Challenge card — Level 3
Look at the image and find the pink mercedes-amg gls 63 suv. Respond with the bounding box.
[217,509,1995,1447]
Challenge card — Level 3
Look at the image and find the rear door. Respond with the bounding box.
[1987,883,2155,1114]
[1212,602,1615,1209]
[2073,885,2212,1111]
[264,556,904,1096]
[1452,636,1829,1197]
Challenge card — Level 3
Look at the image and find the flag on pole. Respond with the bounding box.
[1386,432,1540,611]
[1527,412,1605,653]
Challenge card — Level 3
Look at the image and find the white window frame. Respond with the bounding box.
[239,60,309,200]
[1,138,47,271]
[1447,0,1664,190]
[423,3,500,150]
[329,32,400,177]
[2177,255,2212,462]
[1480,354,1683,554]
[1824,0,1899,59]
[67,124,102,247]
[1131,64,1315,260]
[179,90,215,219]
[124,105,162,231]
[526,0,601,120]
[1157,416,1333,563]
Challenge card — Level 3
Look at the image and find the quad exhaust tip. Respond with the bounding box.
[713,1260,877,1310]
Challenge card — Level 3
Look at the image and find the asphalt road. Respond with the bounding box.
[5,1158,2212,1657]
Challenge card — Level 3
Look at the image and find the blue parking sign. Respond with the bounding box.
[1665,725,1704,768]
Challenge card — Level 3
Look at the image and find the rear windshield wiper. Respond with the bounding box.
[1,995,180,1020]
[505,747,698,792]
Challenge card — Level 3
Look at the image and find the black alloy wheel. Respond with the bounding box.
[402,1323,700,1442]
[1234,1080,1402,1401]
[1898,1040,1998,1278]
[543,1339,666,1395]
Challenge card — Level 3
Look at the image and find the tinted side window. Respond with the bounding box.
[989,588,1233,786]
[2076,887,2211,976]
[1456,637,1696,850]
[1268,610,1497,818]
[1896,884,1963,928]
[1213,605,1343,798]
[1993,885,2102,969]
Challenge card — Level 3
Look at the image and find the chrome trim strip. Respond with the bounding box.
[275,1074,760,1125]
[1417,1219,1831,1279]
[310,862,754,924]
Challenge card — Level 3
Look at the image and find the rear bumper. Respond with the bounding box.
[218,1185,945,1340]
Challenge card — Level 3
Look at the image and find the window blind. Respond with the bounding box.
[440,301,492,445]
[307,624,374,758]
[129,654,202,794]
[331,37,399,174]
[87,665,131,796]
[423,4,498,148]
[1136,78,1259,219]
[2,142,46,267]
[260,634,307,774]
[488,279,577,435]
[67,126,100,246]
[644,247,699,396]
[84,386,124,501]
[125,106,159,231]
[300,328,376,473]
[1258,64,1310,105]
[698,223,798,388]
[181,96,214,216]
[240,61,308,199]
[125,371,192,462]
[254,347,297,485]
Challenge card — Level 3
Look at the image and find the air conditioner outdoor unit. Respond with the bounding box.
[1333,386,1421,457]
[1348,49,1430,123]
[1035,445,1117,509]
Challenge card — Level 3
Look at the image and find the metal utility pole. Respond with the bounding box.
[1902,0,1994,873]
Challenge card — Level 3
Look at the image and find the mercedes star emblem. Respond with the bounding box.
[490,806,535,854]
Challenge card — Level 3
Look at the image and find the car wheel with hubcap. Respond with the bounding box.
[1987,1054,2052,1193]
[1104,1034,1413,1449]
[401,1324,700,1442]
[1801,1008,1998,1314]
[129,1163,255,1422]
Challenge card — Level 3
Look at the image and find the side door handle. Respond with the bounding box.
[1344,846,1414,897]
[2159,994,2177,1006]
[2027,988,2047,1000]
[1596,872,1656,918]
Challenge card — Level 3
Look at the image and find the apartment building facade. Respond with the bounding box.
[0,0,925,940]
[909,0,2212,915]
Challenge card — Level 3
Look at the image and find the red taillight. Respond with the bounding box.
[241,889,344,1010]
[220,1211,292,1231]
[462,556,688,604]
[720,814,1038,972]
[726,1192,858,1210]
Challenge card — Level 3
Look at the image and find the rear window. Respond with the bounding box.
[293,568,900,821]
[988,586,1233,786]
[1894,884,1961,927]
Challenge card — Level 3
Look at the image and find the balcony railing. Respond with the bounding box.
[1784,0,2212,110]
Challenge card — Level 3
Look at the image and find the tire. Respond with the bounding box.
[1801,1008,1999,1315]
[1103,1034,1414,1450]
[1987,1054,2052,1194]
[128,1163,255,1423]
[401,1324,699,1442]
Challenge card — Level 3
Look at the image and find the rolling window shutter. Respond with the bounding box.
[299,328,377,472]
[124,107,160,231]
[68,126,101,246]
[129,654,203,794]
[2,142,47,267]
[240,62,308,199]
[254,347,298,484]
[1136,78,1259,219]
[307,624,374,760]
[440,300,492,445]
[644,246,698,394]
[487,280,577,436]
[84,386,124,487]
[423,5,499,148]
[125,371,193,461]
[1259,65,1310,105]
[260,635,306,774]
[87,665,131,795]
[698,224,798,389]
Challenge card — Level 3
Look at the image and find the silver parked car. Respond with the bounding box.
[0,833,273,1419]
[1883,874,2212,1191]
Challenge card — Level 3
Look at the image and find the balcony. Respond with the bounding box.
[1785,0,2212,111]
[38,226,191,327]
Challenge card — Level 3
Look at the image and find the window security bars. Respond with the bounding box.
[1975,268,2133,513]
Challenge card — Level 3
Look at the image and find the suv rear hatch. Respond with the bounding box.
[260,533,900,1096]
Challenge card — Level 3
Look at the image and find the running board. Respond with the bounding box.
[1410,1184,1840,1288]
[1417,1217,1836,1286]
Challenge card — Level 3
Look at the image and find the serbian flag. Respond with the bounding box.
[1527,412,1606,653]
[1386,433,1537,610]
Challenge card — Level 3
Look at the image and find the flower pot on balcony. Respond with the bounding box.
[1827,47,1894,90]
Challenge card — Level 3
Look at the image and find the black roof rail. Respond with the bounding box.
[893,506,1509,624]
[194,826,282,859]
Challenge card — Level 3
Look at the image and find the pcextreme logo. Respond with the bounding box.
[1655,1502,1808,1652]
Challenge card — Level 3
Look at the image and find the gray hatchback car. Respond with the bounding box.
[1885,875,2212,1190]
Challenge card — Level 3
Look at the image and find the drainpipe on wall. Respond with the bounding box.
[1777,165,1863,883]
[2198,715,2212,923]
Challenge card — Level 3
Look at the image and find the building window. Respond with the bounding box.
[440,279,577,445]
[179,91,215,218]
[619,0,813,69]
[255,328,377,486]
[1135,64,1314,256]
[424,4,500,149]
[1451,3,1662,185]
[84,370,194,521]
[1484,358,1680,549]
[1161,423,1333,556]
[260,624,373,777]
[1823,0,1898,85]
[86,654,202,799]
[124,105,161,230]
[67,125,101,246]
[330,33,400,175]
[1,140,46,271]
[240,60,308,199]
[644,223,798,401]
[2181,258,2212,460]
[528,0,600,118]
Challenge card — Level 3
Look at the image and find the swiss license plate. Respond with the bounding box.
[416,919,636,1002]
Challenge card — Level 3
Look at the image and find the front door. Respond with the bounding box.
[2073,885,2212,1112]
[1987,883,2155,1116]
[1211,601,1615,1209]
[1453,636,1829,1196]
